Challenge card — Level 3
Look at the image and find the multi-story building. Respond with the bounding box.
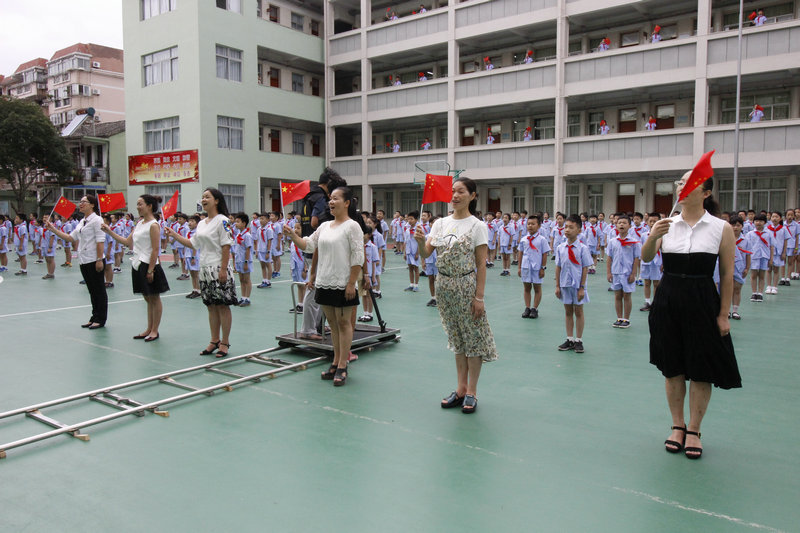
[122,0,326,215]
[46,43,125,129]
[326,0,800,216]
[2,58,49,107]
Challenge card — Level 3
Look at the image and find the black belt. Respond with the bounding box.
[303,252,314,259]
[438,269,475,278]
[663,271,709,279]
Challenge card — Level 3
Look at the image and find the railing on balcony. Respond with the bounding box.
[455,64,556,101]
[707,25,800,64]
[454,142,555,171]
[367,12,448,48]
[704,121,800,155]
[565,42,696,84]
[563,131,693,164]
[330,96,362,117]
[367,82,447,112]
[330,33,361,57]
[456,0,557,28]
[329,158,363,181]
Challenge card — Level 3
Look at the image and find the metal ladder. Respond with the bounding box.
[0,347,326,460]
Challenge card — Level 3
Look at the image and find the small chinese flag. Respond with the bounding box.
[422,173,452,205]
[281,180,311,206]
[53,196,77,218]
[162,190,179,220]
[755,104,764,112]
[678,150,715,202]
[748,11,757,20]
[98,192,126,213]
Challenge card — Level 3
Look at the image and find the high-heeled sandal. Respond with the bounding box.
[333,366,347,386]
[321,365,337,380]
[215,342,231,358]
[200,341,220,355]
[441,391,464,409]
[684,430,702,459]
[664,426,686,453]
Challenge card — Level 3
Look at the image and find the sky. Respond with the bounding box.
[0,0,123,76]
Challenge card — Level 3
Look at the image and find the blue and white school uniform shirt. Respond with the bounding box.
[607,234,642,277]
[518,232,550,274]
[498,223,514,251]
[555,240,592,288]
[13,223,28,254]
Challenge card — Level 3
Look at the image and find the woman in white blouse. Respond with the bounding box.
[45,195,107,329]
[102,195,169,342]
[166,188,237,358]
[284,186,365,386]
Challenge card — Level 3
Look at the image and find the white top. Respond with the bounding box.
[131,219,158,270]
[69,212,105,265]
[428,215,488,250]
[190,214,234,267]
[661,211,725,254]
[302,219,365,289]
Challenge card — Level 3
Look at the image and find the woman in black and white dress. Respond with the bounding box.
[102,194,169,342]
[642,172,741,460]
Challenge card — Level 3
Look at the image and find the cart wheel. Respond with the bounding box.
[278,341,291,348]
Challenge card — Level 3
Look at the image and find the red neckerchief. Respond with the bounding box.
[13,225,22,239]
[295,245,302,260]
[755,231,769,247]
[557,226,564,236]
[260,227,267,241]
[736,237,752,254]
[567,244,579,265]
[618,238,636,247]
[767,224,783,239]
[634,226,642,237]
[526,235,537,251]
[236,228,249,245]
[590,225,596,237]
[503,226,511,236]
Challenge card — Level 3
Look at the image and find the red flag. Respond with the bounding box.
[748,11,757,20]
[678,150,715,202]
[162,190,179,220]
[755,105,764,112]
[98,192,126,213]
[52,196,77,218]
[421,173,452,205]
[281,180,311,206]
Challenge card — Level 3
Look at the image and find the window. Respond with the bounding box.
[216,0,241,13]
[512,187,526,212]
[723,2,793,28]
[145,185,181,212]
[292,73,304,93]
[268,4,279,22]
[310,78,320,96]
[532,185,554,215]
[219,184,245,213]
[292,133,305,155]
[48,57,91,77]
[217,116,243,150]
[216,45,242,82]
[588,183,603,214]
[311,135,321,157]
[144,117,180,152]
[143,47,178,86]
[718,177,787,212]
[400,131,432,152]
[721,92,790,123]
[270,129,280,152]
[141,0,176,20]
[565,184,579,216]
[310,20,320,36]
[588,112,604,135]
[439,130,447,149]
[535,46,556,61]
[621,32,640,47]
[533,117,554,140]
[567,113,581,137]
[291,12,304,30]
[512,120,527,142]
[269,68,280,88]
[400,190,422,214]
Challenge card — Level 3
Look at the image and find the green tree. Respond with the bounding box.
[0,97,73,215]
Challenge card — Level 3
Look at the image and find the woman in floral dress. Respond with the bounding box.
[415,177,497,413]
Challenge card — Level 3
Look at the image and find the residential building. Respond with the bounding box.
[122,0,326,215]
[2,58,49,107]
[326,0,800,216]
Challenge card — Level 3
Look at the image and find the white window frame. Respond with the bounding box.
[143,47,179,86]
[216,0,241,13]
[141,0,177,20]
[144,117,180,153]
[219,184,246,213]
[145,184,182,213]
[217,116,244,150]
[216,45,242,82]
[292,133,305,155]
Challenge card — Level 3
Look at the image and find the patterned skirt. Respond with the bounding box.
[435,272,498,362]
[199,265,238,306]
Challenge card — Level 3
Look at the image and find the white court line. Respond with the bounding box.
[0,265,409,319]
[611,487,786,532]
[66,336,177,367]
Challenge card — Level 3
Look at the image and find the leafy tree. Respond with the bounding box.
[0,97,73,215]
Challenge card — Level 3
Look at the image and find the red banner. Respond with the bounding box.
[128,149,199,185]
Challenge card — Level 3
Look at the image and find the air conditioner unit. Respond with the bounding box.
[92,61,101,68]
[92,88,100,95]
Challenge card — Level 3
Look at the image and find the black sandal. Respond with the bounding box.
[461,394,477,413]
[684,430,703,459]
[321,365,337,380]
[664,426,687,453]
[441,391,464,409]
[333,366,347,386]
[200,341,220,355]
[215,342,231,358]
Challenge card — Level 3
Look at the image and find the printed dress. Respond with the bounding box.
[432,220,498,362]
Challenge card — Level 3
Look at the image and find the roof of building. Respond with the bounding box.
[49,43,124,73]
[63,120,126,139]
[13,58,48,74]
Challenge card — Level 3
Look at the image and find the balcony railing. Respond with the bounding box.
[367,12,448,49]
[704,119,800,167]
[456,0,557,29]
[707,23,800,65]
[367,81,447,113]
[455,63,556,106]
[454,141,556,178]
[79,166,108,183]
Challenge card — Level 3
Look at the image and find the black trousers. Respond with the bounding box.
[80,262,108,325]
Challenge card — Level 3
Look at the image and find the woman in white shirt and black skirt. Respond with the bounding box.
[166,188,237,358]
[284,186,365,386]
[102,194,169,342]
[642,173,740,460]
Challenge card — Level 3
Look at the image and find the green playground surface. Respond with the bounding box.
[0,250,797,532]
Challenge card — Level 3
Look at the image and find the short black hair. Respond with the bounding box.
[234,212,249,225]
[729,215,743,226]
[407,210,420,220]
[617,214,631,223]
[754,213,767,222]
[633,212,644,219]
[565,214,581,227]
[528,214,541,224]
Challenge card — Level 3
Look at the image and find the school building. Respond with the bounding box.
[122,0,326,215]
[325,0,800,216]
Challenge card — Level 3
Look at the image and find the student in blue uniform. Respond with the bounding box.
[183,215,202,299]
[550,213,566,257]
[101,214,116,287]
[366,215,385,298]
[256,212,273,288]
[555,214,592,353]
[421,211,438,306]
[0,214,8,272]
[41,214,57,279]
[269,211,284,278]
[745,213,773,301]
[498,213,514,276]
[582,213,600,274]
[782,208,798,284]
[606,214,641,328]
[404,211,422,291]
[233,213,254,306]
[484,212,497,267]
[728,215,751,320]
[359,226,380,322]
[631,212,648,286]
[639,213,664,312]
[393,211,406,255]
[62,215,76,268]
[518,214,550,318]
[13,213,28,276]
[765,211,788,294]
[289,223,307,310]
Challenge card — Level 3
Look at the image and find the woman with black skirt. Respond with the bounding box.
[102,194,169,342]
[642,172,740,459]
[284,186,364,386]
